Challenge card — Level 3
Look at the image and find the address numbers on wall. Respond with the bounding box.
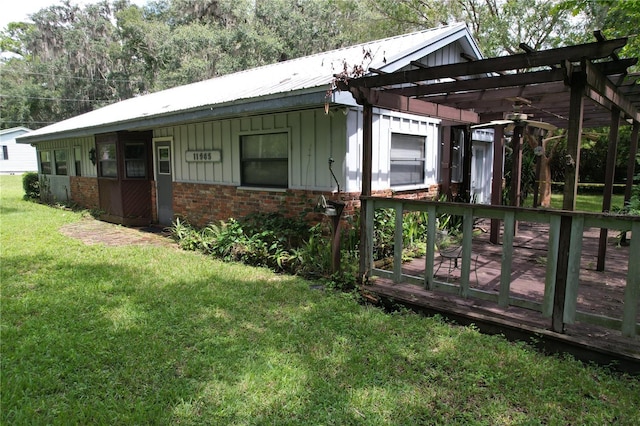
[185,150,221,162]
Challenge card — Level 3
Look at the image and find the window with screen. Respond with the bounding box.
[54,150,68,176]
[1,146,8,160]
[98,142,117,178]
[74,146,82,176]
[157,147,171,175]
[241,133,288,188]
[390,133,426,187]
[40,151,52,175]
[124,143,146,178]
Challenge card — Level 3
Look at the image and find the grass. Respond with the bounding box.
[549,192,626,212]
[1,174,639,424]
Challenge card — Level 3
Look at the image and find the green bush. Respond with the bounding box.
[169,213,323,276]
[169,209,433,291]
[22,172,39,200]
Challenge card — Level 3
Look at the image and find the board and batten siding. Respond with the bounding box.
[153,108,348,192]
[345,108,440,193]
[35,136,96,203]
[36,136,96,178]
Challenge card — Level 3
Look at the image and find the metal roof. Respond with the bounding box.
[19,23,479,144]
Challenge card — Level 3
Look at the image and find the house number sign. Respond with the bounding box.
[185,150,221,162]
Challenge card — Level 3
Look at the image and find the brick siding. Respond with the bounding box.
[172,182,439,228]
[69,176,99,210]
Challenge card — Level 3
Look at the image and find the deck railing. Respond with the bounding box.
[362,196,640,338]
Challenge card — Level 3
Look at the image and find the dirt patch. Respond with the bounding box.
[59,218,176,248]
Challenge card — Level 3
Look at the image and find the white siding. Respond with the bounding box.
[155,108,348,192]
[0,129,38,174]
[36,136,96,177]
[345,108,440,192]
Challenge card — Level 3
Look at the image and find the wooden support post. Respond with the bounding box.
[441,127,453,200]
[461,126,473,202]
[621,121,639,245]
[552,215,572,333]
[329,201,345,275]
[359,103,373,283]
[624,121,639,205]
[509,125,524,208]
[490,125,504,244]
[622,222,640,337]
[597,107,621,271]
[562,72,585,211]
[533,134,543,208]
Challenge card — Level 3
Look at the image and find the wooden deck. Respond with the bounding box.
[364,219,640,373]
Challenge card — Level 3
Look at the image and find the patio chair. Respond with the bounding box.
[434,230,478,284]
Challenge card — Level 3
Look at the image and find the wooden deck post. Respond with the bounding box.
[597,107,621,271]
[461,126,473,202]
[562,68,585,211]
[552,215,572,333]
[441,127,453,200]
[490,125,504,244]
[624,121,639,205]
[359,103,373,283]
[509,125,524,208]
[620,121,639,245]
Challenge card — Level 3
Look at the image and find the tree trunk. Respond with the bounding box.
[538,154,552,207]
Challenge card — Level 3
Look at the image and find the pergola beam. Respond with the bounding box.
[583,60,640,122]
[347,85,479,124]
[351,38,627,88]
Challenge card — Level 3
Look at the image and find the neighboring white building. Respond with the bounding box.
[0,127,37,174]
[17,23,493,226]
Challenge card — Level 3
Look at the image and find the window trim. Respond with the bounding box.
[54,149,68,176]
[123,142,147,179]
[389,132,427,188]
[39,150,52,175]
[97,141,118,179]
[73,146,82,177]
[239,130,290,189]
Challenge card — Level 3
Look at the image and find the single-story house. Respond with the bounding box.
[17,23,492,227]
[0,127,37,174]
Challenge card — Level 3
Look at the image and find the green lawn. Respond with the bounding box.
[549,192,626,212]
[1,175,639,425]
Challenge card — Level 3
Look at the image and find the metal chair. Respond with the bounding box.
[434,230,478,284]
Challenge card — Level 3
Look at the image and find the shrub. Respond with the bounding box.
[169,209,431,291]
[22,172,39,200]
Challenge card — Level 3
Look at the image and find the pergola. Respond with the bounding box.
[342,34,640,279]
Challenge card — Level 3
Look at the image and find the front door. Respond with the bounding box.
[154,140,173,225]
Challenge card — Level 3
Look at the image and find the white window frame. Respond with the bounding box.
[239,131,290,189]
[389,132,427,188]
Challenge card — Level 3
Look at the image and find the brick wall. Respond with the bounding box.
[172,182,440,228]
[69,176,99,210]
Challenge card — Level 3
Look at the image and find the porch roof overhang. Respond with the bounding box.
[343,37,640,130]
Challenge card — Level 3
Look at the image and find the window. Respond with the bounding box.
[157,147,171,175]
[74,146,82,176]
[40,151,52,174]
[241,132,288,188]
[390,133,426,186]
[1,146,8,160]
[54,150,67,176]
[124,143,146,178]
[98,142,117,178]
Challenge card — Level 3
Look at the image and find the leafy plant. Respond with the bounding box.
[21,172,39,200]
